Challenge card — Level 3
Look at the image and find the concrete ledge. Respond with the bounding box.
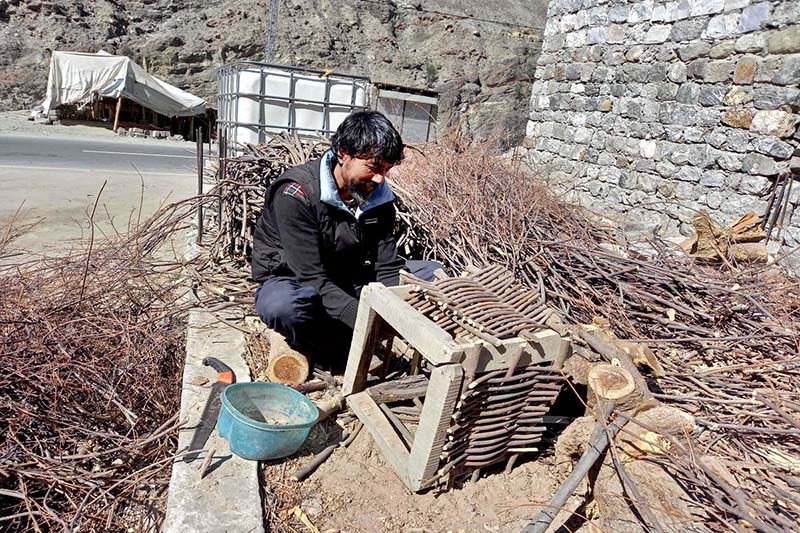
[163,309,263,533]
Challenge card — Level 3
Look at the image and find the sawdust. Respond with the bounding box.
[264,422,562,533]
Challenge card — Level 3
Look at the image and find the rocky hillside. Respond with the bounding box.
[0,0,547,144]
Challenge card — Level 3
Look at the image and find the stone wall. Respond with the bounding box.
[524,0,800,252]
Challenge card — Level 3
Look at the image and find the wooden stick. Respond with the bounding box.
[523,403,623,533]
[113,97,122,131]
[196,446,216,481]
[291,444,337,482]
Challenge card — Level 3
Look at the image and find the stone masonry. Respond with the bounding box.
[524,0,800,254]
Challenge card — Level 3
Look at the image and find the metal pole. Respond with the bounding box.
[196,126,204,244]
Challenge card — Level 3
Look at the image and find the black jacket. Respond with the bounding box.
[251,157,404,328]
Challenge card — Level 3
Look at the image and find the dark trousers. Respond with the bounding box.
[254,260,443,365]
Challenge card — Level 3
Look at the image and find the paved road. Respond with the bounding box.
[0,134,199,255]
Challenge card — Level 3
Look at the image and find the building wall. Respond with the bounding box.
[524,0,800,247]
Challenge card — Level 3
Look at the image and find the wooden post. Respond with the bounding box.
[113,97,123,131]
[196,126,204,244]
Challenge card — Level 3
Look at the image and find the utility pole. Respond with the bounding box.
[265,0,278,62]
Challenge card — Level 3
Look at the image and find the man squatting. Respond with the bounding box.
[251,110,442,366]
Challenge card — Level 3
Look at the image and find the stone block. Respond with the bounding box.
[752,85,800,110]
[652,4,668,22]
[739,173,771,193]
[753,57,783,83]
[710,40,735,58]
[772,3,800,26]
[726,129,753,152]
[575,127,593,144]
[609,5,630,23]
[619,171,638,189]
[644,24,670,43]
[723,0,750,12]
[706,191,723,210]
[704,61,734,82]
[767,25,800,54]
[774,56,800,86]
[639,173,660,193]
[699,86,727,106]
[656,159,677,177]
[733,56,758,84]
[657,181,678,197]
[691,0,725,16]
[721,108,754,128]
[750,110,798,137]
[704,12,740,40]
[669,144,692,165]
[597,98,613,112]
[607,23,626,43]
[566,29,587,48]
[717,151,743,171]
[705,129,728,148]
[671,18,708,42]
[689,144,718,167]
[723,86,752,105]
[724,172,743,189]
[677,82,701,103]
[666,0,693,21]
[678,43,711,61]
[628,0,654,23]
[752,136,794,159]
[586,26,608,44]
[640,139,658,158]
[657,82,680,101]
[668,62,688,82]
[734,32,766,53]
[738,2,771,33]
[687,59,709,79]
[675,181,696,199]
[741,153,779,176]
[700,170,726,187]
[598,152,616,165]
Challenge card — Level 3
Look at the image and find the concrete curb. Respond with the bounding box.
[162,309,263,533]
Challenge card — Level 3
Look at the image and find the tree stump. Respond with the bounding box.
[266,330,310,386]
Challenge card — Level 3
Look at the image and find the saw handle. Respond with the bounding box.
[202,357,236,384]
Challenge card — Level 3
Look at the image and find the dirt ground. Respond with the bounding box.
[263,421,562,533]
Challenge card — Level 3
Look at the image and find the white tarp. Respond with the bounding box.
[37,50,206,117]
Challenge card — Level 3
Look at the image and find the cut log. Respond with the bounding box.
[587,363,635,400]
[266,330,309,386]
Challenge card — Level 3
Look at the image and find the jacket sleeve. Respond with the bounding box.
[272,184,360,328]
[373,204,405,287]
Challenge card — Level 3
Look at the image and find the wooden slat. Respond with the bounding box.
[367,283,460,365]
[474,332,568,373]
[406,364,464,491]
[347,392,411,486]
[342,288,383,396]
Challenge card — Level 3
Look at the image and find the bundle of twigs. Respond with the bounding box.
[391,134,800,531]
[209,133,328,263]
[0,197,204,532]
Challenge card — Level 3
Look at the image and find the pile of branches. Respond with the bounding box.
[209,133,328,264]
[0,198,201,531]
[392,135,800,531]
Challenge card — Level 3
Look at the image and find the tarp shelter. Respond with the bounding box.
[36,50,207,119]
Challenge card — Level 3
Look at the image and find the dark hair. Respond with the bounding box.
[330,110,404,165]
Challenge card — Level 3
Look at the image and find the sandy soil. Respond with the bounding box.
[261,415,563,533]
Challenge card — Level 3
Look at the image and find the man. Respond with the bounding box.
[251,110,440,364]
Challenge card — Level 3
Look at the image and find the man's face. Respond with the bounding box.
[337,150,394,207]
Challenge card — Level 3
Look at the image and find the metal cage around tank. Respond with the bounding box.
[216,62,371,157]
